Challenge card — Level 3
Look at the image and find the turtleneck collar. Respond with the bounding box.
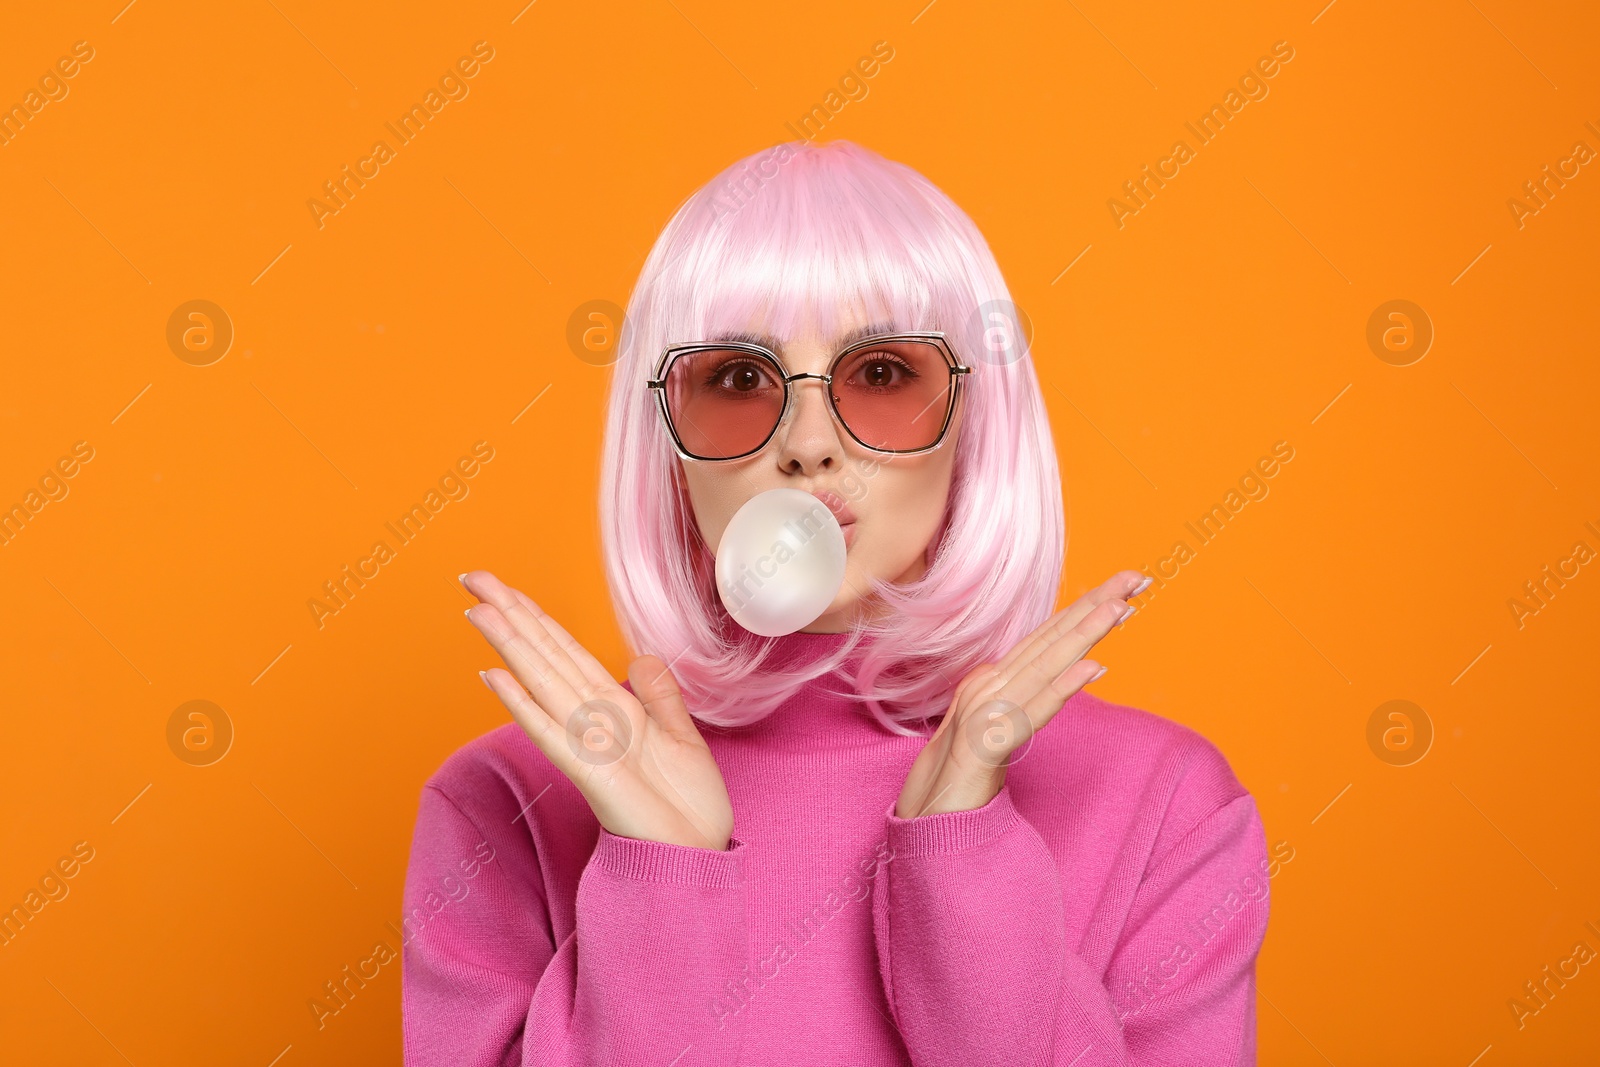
[721,627,908,745]
[755,627,861,671]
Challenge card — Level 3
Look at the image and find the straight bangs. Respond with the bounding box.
[600,140,1064,733]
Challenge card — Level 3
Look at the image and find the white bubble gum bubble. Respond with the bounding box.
[714,488,847,637]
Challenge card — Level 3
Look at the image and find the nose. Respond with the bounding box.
[773,373,843,474]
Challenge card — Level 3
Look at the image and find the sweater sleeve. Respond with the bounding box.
[870,782,1269,1066]
[401,783,753,1066]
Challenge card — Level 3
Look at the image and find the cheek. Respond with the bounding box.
[855,463,952,565]
[680,464,756,550]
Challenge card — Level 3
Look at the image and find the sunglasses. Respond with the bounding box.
[647,331,971,462]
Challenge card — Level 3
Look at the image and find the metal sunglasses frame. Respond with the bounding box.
[646,330,972,462]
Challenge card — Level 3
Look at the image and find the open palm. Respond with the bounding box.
[896,570,1146,819]
[462,570,733,850]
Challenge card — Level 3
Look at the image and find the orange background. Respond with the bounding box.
[2,1,1597,1063]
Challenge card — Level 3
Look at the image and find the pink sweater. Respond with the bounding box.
[402,629,1270,1065]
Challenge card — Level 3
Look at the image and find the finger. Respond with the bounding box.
[932,661,999,743]
[466,572,592,698]
[467,601,588,728]
[993,571,1143,681]
[628,655,699,744]
[512,587,616,693]
[481,666,587,780]
[623,656,731,845]
[1052,569,1144,627]
[997,596,1129,711]
[1015,658,1106,734]
[467,575,585,684]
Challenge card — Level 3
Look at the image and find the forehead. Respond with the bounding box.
[707,305,903,355]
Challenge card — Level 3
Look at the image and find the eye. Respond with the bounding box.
[703,357,777,393]
[846,352,920,390]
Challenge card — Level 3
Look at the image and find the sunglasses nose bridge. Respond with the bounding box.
[775,370,838,431]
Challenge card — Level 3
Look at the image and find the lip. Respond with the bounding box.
[810,489,858,527]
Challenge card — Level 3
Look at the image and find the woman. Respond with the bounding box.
[403,140,1269,1065]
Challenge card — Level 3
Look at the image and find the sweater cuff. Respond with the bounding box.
[883,783,1021,857]
[591,829,749,888]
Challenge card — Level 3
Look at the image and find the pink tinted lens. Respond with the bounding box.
[831,340,954,451]
[663,348,786,458]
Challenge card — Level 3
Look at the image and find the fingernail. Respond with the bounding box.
[1132,576,1153,596]
[479,670,491,690]
[1090,665,1108,682]
[458,572,469,587]
[1117,603,1136,626]
[464,607,474,619]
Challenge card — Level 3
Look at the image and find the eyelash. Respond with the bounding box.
[702,358,775,390]
[848,353,919,384]
[701,353,921,389]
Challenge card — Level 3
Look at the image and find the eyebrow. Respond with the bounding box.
[709,321,900,353]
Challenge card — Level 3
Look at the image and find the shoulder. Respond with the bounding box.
[1012,688,1257,863]
[417,722,590,855]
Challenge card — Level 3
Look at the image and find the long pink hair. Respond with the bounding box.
[599,139,1064,734]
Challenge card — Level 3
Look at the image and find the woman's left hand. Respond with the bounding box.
[894,570,1148,819]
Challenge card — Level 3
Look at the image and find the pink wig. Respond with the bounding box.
[598,139,1064,734]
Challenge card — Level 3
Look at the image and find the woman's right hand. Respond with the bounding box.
[461,570,734,851]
